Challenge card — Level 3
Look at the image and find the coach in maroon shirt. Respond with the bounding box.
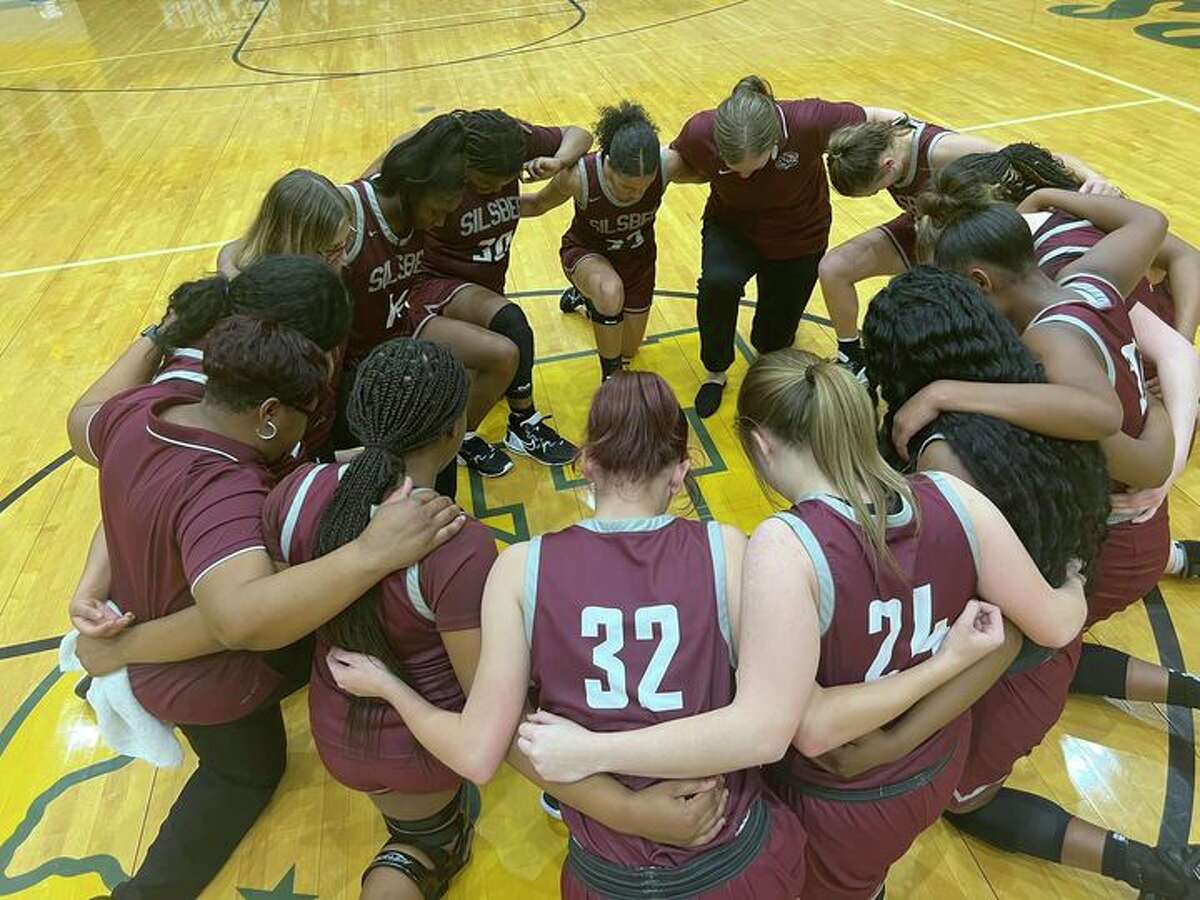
[66,315,463,900]
[668,75,901,416]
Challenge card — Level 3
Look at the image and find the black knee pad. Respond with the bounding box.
[1070,642,1131,698]
[587,305,624,326]
[373,785,477,897]
[944,788,1070,862]
[488,303,534,401]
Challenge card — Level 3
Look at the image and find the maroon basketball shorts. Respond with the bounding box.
[404,275,481,337]
[774,714,970,900]
[314,733,461,796]
[561,241,657,315]
[876,213,918,270]
[953,637,1083,804]
[560,790,806,899]
[1086,504,1171,627]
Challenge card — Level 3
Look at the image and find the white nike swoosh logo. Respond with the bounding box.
[717,168,733,175]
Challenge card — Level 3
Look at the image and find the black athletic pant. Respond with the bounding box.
[696,218,823,373]
[111,641,312,900]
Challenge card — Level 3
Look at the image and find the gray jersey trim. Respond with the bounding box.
[1032,217,1094,251]
[577,514,676,534]
[923,471,981,577]
[772,512,835,635]
[279,464,328,563]
[915,431,948,461]
[892,120,927,191]
[406,563,434,622]
[793,492,915,529]
[705,520,734,665]
[522,536,543,645]
[341,184,367,263]
[573,156,589,209]
[152,369,206,386]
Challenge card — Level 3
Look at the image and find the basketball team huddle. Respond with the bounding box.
[62,73,1200,899]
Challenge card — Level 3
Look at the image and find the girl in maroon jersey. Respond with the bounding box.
[65,315,464,900]
[862,267,1200,897]
[819,120,1114,377]
[942,143,1200,342]
[404,109,592,472]
[512,351,1086,899]
[667,75,905,417]
[522,101,692,382]
[264,345,729,898]
[338,114,521,494]
[216,168,353,278]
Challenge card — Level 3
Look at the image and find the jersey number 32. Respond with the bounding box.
[581,605,683,712]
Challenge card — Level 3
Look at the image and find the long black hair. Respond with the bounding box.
[377,114,467,205]
[156,254,350,352]
[315,338,469,745]
[862,266,1109,585]
[596,101,659,177]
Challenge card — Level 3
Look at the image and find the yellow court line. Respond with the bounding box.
[885,0,1200,116]
[957,98,1169,132]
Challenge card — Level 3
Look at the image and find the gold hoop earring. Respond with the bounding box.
[256,420,279,441]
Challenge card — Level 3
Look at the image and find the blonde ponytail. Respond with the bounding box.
[737,349,914,571]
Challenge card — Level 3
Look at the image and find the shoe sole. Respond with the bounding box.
[504,436,576,467]
[456,454,514,478]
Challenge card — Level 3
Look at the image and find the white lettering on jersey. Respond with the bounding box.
[367,251,422,294]
[459,196,522,237]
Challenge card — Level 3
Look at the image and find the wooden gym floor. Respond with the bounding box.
[1,1,1199,896]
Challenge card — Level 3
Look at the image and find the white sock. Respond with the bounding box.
[463,431,478,442]
[1166,540,1187,576]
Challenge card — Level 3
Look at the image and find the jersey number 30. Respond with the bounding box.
[865,584,949,681]
[581,605,683,712]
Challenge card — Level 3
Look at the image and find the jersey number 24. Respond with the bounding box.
[581,605,683,712]
[865,584,949,681]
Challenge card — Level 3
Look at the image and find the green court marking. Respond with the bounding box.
[0,665,134,895]
[237,865,317,899]
[469,465,532,544]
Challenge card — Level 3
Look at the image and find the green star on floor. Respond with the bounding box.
[237,866,317,899]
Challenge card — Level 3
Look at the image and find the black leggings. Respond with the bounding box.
[696,218,822,373]
[111,642,312,899]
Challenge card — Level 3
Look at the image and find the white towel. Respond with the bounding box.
[58,616,183,768]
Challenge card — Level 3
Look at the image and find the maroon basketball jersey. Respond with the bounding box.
[775,474,979,791]
[560,150,666,260]
[341,177,424,367]
[419,120,564,295]
[1027,272,1149,443]
[263,463,496,757]
[1032,210,1164,314]
[671,99,866,258]
[886,119,953,214]
[527,515,761,868]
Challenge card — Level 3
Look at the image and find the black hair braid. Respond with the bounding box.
[155,275,233,349]
[315,338,468,746]
[458,108,526,177]
[863,267,1109,583]
[939,144,1082,205]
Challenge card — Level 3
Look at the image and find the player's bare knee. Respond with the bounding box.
[593,278,625,316]
[818,245,858,287]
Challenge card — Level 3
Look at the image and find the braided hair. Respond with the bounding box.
[862,267,1109,584]
[942,142,1081,204]
[315,338,468,745]
[456,108,527,177]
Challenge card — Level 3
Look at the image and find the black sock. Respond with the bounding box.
[1070,643,1131,697]
[1167,669,1200,707]
[509,409,530,427]
[599,354,622,380]
[1101,831,1130,881]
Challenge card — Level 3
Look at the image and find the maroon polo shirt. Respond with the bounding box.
[671,99,866,258]
[87,384,285,725]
